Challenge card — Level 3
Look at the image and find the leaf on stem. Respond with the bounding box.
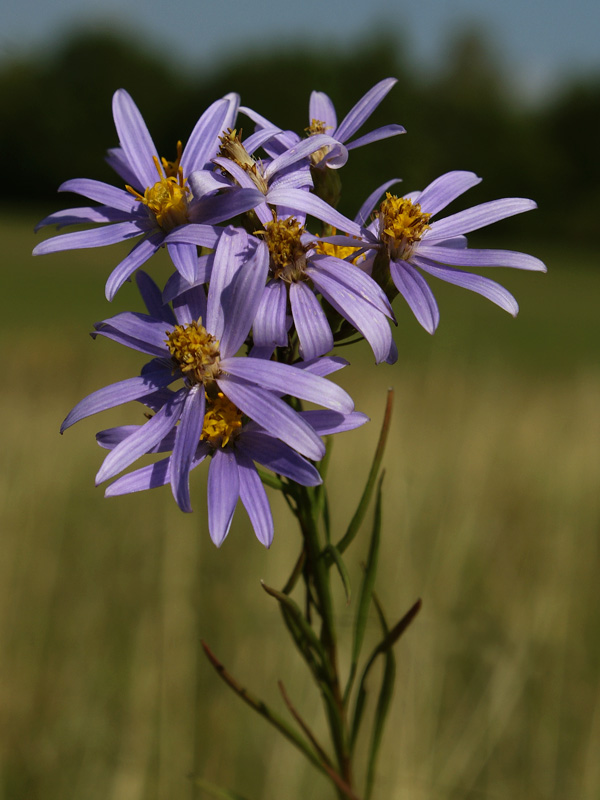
[345,473,384,703]
[324,544,352,605]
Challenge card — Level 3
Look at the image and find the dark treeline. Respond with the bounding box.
[3,28,599,242]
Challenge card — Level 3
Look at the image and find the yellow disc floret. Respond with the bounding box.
[166,320,221,385]
[256,215,308,282]
[126,152,190,232]
[315,228,364,265]
[201,392,243,448]
[378,193,431,259]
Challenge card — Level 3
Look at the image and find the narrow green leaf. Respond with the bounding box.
[335,388,394,556]
[345,474,384,704]
[325,544,352,605]
[364,597,396,800]
[261,581,328,672]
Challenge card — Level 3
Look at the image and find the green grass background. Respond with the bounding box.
[1,213,599,799]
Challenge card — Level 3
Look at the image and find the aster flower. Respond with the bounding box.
[95,402,368,547]
[61,228,355,520]
[344,171,547,333]
[33,89,263,298]
[239,77,405,169]
[249,211,396,364]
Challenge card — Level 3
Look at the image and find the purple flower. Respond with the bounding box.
[351,171,547,333]
[33,89,262,298]
[239,77,405,169]
[249,212,396,364]
[61,228,355,528]
[96,403,368,547]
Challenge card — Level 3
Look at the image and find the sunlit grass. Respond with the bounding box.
[2,213,599,799]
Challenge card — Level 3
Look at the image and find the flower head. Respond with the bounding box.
[61,229,355,530]
[354,171,547,333]
[33,90,262,298]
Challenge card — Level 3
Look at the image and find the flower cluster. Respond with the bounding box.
[35,79,545,546]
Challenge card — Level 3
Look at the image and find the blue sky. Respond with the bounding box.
[3,0,599,100]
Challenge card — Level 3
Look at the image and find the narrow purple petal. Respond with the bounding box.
[266,188,362,236]
[237,432,322,486]
[289,281,333,361]
[190,187,265,224]
[216,376,325,460]
[390,259,440,334]
[415,171,482,217]
[265,134,347,179]
[172,285,208,325]
[335,78,398,142]
[345,124,405,152]
[34,206,129,231]
[61,369,173,432]
[297,356,349,377]
[236,452,274,547]
[105,234,162,301]
[136,271,177,323]
[97,425,177,453]
[167,241,199,283]
[180,98,229,174]
[310,255,394,317]
[309,91,337,129]
[252,280,289,349]
[164,223,220,249]
[219,358,354,413]
[170,386,206,512]
[93,312,170,356]
[105,146,141,190]
[354,178,403,226]
[426,198,538,240]
[105,458,171,495]
[59,178,141,214]
[412,255,519,316]
[207,229,269,356]
[208,448,239,547]
[299,409,369,435]
[33,221,145,256]
[112,89,160,189]
[307,265,394,363]
[95,394,185,485]
[416,244,547,272]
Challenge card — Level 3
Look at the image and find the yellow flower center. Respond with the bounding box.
[315,228,364,265]
[166,320,221,385]
[378,193,431,259]
[218,128,269,194]
[256,215,308,282]
[201,392,243,448]
[126,149,190,232]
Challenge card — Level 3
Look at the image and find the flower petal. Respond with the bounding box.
[216,375,325,461]
[61,368,173,432]
[426,198,537,240]
[219,358,354,413]
[335,78,398,143]
[416,171,482,217]
[208,448,239,547]
[389,259,440,334]
[105,234,162,301]
[112,89,160,189]
[33,221,145,256]
[416,244,547,272]
[289,281,333,361]
[412,255,519,316]
[167,241,199,283]
[344,124,405,151]
[170,386,206,512]
[95,394,185,485]
[253,280,289,349]
[236,451,274,547]
[309,91,337,130]
[180,98,229,174]
[237,431,322,486]
[93,311,170,356]
[266,188,362,236]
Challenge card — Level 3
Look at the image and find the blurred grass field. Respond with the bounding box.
[1,213,599,800]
